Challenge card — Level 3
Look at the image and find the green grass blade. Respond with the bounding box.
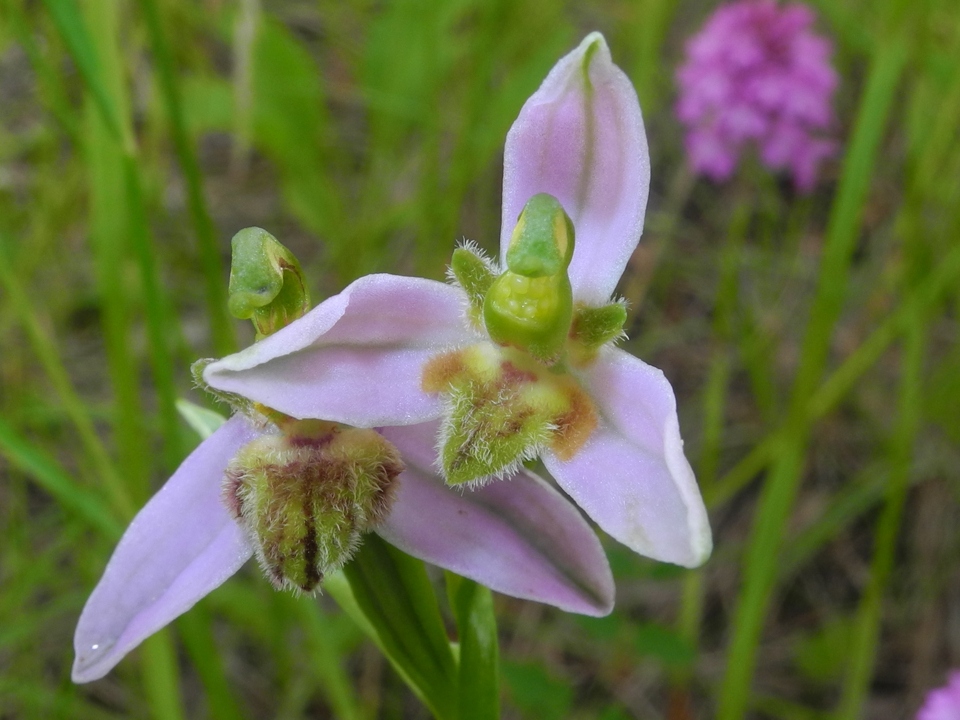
[339,536,458,719]
[64,1,185,714]
[709,228,960,510]
[447,574,500,720]
[140,632,185,720]
[0,233,133,519]
[47,0,186,469]
[121,154,187,467]
[0,417,122,540]
[292,598,366,720]
[716,36,908,720]
[40,0,126,147]
[250,19,347,278]
[7,0,82,146]
[137,0,235,356]
[836,321,925,719]
[176,608,249,720]
[673,202,749,703]
[74,0,150,501]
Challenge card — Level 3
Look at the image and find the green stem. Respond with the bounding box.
[674,202,749,705]
[293,598,366,720]
[716,37,908,719]
[122,154,187,468]
[836,316,925,719]
[141,633,186,720]
[138,0,236,356]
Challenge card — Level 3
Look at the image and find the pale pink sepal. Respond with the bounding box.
[543,348,712,568]
[204,274,478,427]
[501,32,650,306]
[378,422,615,616]
[72,416,261,682]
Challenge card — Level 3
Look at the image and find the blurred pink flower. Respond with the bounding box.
[675,0,838,191]
[917,672,960,720]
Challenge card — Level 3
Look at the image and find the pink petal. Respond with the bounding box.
[204,274,478,427]
[501,33,650,306]
[378,422,615,615]
[543,349,712,568]
[72,416,262,682]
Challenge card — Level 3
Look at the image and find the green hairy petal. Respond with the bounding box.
[228,227,311,339]
[569,301,627,364]
[190,358,256,416]
[440,378,556,485]
[450,245,497,323]
[423,345,597,486]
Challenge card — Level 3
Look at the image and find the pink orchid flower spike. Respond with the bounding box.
[917,672,960,720]
[675,0,838,191]
[73,414,613,682]
[204,33,712,570]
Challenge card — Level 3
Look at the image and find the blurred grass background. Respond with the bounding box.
[1,0,959,718]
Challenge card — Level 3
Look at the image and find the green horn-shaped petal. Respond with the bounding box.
[228,227,311,340]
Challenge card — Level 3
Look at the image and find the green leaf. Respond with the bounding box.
[175,399,227,441]
[574,613,621,643]
[336,535,458,719]
[634,622,696,669]
[447,574,500,720]
[502,660,572,720]
[793,616,854,684]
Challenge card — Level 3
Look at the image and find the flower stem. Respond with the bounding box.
[138,0,236,356]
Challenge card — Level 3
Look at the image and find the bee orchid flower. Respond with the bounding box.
[204,33,712,570]
[73,229,614,683]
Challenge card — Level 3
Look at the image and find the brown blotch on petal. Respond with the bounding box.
[549,383,598,461]
[422,350,466,392]
[500,360,538,385]
[221,469,246,521]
